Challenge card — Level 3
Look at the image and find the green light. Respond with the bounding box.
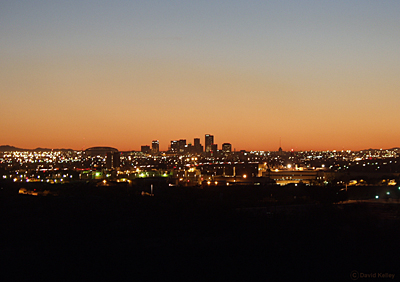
[386,191,390,195]
[375,195,379,199]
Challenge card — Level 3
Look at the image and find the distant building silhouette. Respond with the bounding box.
[152,140,159,154]
[222,143,232,154]
[179,139,186,153]
[106,151,120,169]
[85,146,118,157]
[205,134,214,153]
[194,138,203,153]
[141,145,151,154]
[170,140,178,153]
[186,143,193,154]
[211,144,218,157]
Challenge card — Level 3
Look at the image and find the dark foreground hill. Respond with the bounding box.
[0,184,399,281]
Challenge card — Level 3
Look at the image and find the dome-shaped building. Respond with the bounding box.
[84,146,119,157]
[84,147,120,169]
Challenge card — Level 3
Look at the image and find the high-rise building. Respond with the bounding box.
[141,145,151,154]
[178,139,186,153]
[106,151,121,169]
[205,134,214,153]
[222,143,232,154]
[170,140,179,153]
[152,140,159,154]
[106,152,112,169]
[211,144,218,157]
[194,138,203,153]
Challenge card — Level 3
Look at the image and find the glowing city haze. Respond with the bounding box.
[1,1,399,151]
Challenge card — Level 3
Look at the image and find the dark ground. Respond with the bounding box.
[1,184,399,281]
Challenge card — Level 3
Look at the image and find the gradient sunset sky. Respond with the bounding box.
[1,1,399,151]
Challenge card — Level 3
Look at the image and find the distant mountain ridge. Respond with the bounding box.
[0,145,74,152]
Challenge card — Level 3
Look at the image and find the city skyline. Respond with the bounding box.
[1,136,400,153]
[1,1,400,151]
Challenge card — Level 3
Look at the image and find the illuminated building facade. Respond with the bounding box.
[211,144,218,157]
[170,140,178,153]
[222,143,232,154]
[205,134,214,153]
[152,140,159,154]
[106,151,121,169]
[179,139,186,153]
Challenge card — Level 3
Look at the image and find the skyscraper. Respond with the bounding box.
[194,138,203,153]
[170,140,178,153]
[205,134,214,153]
[178,139,186,153]
[106,151,121,169]
[211,144,218,157]
[152,140,159,154]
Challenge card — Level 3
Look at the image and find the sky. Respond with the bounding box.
[1,0,400,151]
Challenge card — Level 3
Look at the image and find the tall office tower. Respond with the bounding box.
[141,145,151,154]
[222,143,232,154]
[205,134,214,153]
[152,140,159,154]
[113,151,121,168]
[170,140,179,153]
[211,144,218,156]
[194,138,203,153]
[186,143,193,154]
[178,139,187,153]
[106,151,121,169]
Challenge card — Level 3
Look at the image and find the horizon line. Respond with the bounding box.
[1,144,399,153]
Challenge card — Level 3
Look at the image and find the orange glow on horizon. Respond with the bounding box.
[1,3,399,152]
